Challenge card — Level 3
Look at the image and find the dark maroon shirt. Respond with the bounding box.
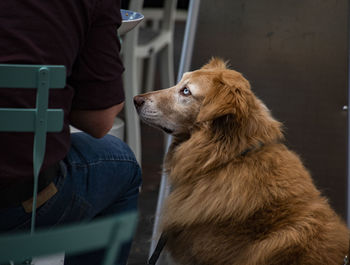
[0,0,125,188]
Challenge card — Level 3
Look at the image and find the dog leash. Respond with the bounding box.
[148,232,168,265]
[343,239,350,265]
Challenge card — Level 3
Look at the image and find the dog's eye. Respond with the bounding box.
[181,87,191,96]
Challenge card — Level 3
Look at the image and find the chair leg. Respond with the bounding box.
[123,38,142,164]
[137,58,144,91]
[159,42,175,88]
[148,148,171,260]
[124,71,142,164]
[145,53,157,92]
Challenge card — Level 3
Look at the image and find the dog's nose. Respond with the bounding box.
[134,95,145,108]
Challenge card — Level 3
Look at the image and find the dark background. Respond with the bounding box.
[191,0,349,220]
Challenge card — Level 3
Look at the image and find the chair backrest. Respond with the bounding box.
[0,64,65,234]
[0,64,65,173]
[0,211,138,265]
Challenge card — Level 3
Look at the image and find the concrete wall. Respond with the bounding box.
[191,0,349,219]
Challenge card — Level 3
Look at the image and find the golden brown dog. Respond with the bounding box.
[134,58,349,265]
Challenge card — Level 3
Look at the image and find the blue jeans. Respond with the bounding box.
[0,133,142,265]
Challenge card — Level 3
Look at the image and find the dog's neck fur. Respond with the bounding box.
[165,110,283,182]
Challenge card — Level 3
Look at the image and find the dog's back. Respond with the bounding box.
[163,142,349,265]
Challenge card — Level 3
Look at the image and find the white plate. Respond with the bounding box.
[119,9,144,35]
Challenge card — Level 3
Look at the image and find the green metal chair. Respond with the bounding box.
[0,64,138,265]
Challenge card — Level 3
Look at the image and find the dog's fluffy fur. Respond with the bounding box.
[134,58,349,265]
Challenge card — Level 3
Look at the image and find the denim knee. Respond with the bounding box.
[104,135,141,177]
[69,132,139,165]
[95,134,142,188]
[67,132,142,210]
[103,134,138,162]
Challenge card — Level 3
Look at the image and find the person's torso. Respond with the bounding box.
[0,0,98,187]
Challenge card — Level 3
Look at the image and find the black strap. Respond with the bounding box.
[148,233,168,265]
[344,239,350,265]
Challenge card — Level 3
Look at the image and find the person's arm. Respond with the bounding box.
[68,0,125,138]
[70,102,124,138]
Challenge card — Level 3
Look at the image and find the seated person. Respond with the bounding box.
[0,0,142,264]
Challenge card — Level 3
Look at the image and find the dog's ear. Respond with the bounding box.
[201,57,228,70]
[196,71,250,123]
[196,70,284,148]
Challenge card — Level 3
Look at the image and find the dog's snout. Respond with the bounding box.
[134,95,145,108]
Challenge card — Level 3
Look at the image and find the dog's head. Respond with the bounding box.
[134,58,283,145]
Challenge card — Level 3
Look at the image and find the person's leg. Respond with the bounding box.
[63,133,142,265]
[65,132,142,218]
[0,132,141,265]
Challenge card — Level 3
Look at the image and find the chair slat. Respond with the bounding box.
[0,212,138,265]
[0,64,66,89]
[0,109,64,132]
[31,66,52,230]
